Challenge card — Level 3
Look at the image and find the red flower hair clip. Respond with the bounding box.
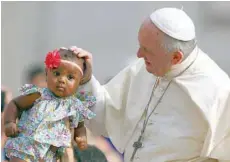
[44,49,61,69]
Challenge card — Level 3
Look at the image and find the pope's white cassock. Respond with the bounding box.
[80,9,230,162]
[81,46,230,162]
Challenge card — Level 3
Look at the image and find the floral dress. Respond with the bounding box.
[4,84,96,162]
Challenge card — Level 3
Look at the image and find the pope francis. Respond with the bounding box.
[73,8,230,162]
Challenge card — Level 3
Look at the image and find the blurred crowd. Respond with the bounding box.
[1,64,123,162]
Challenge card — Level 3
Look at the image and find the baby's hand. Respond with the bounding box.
[4,122,20,137]
[75,136,88,151]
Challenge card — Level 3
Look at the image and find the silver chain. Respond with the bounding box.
[130,49,199,162]
[130,78,172,162]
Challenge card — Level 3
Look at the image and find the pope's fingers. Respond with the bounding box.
[68,47,82,54]
[60,47,67,50]
[67,47,92,60]
[77,52,92,60]
[68,46,78,51]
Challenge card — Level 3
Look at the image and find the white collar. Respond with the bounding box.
[164,46,199,79]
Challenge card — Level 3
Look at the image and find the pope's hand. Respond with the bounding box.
[67,46,93,85]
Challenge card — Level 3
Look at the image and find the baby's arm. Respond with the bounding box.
[4,92,41,137]
[74,121,87,150]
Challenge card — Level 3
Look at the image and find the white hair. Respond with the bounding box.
[161,33,197,58]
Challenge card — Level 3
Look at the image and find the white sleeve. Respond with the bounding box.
[78,60,140,137]
[78,75,108,136]
[201,90,230,161]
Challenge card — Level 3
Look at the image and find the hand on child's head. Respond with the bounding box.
[67,46,92,61]
[69,46,93,85]
[59,46,93,85]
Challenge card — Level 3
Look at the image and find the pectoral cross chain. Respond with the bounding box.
[129,52,197,162]
[130,135,143,162]
[129,78,173,162]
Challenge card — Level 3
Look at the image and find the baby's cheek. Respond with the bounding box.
[73,81,80,90]
[66,85,78,95]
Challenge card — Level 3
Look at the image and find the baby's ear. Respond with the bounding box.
[80,60,92,85]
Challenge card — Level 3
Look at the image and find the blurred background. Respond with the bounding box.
[1,2,230,162]
[2,1,230,96]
